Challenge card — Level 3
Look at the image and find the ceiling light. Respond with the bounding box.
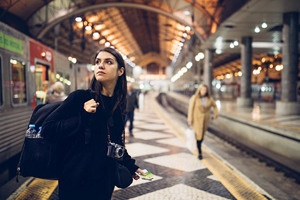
[185,26,191,31]
[181,67,187,73]
[215,49,222,54]
[254,26,260,33]
[233,41,239,46]
[75,17,82,22]
[92,32,100,40]
[198,52,204,59]
[261,22,268,28]
[94,24,105,31]
[99,38,106,44]
[186,62,192,69]
[105,42,110,47]
[107,35,115,40]
[85,26,92,31]
[230,43,235,48]
[183,33,187,38]
[183,11,190,15]
[102,30,111,36]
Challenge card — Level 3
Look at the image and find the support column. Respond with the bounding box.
[203,49,214,94]
[276,12,300,115]
[237,36,253,107]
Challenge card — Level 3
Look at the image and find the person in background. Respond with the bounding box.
[46,82,67,103]
[124,83,139,137]
[42,81,53,104]
[42,47,145,200]
[187,84,218,159]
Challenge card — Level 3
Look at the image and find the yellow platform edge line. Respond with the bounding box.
[16,178,58,200]
[150,97,267,200]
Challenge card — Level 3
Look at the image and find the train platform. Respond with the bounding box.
[2,92,276,200]
[165,92,300,177]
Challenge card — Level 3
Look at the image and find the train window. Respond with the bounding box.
[10,58,27,104]
[0,55,2,106]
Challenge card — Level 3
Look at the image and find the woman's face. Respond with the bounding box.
[94,51,124,84]
[200,86,208,96]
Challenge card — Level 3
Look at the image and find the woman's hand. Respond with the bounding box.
[132,168,146,180]
[84,99,99,113]
[188,121,192,126]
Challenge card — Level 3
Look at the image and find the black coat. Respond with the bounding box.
[126,91,139,112]
[42,90,139,200]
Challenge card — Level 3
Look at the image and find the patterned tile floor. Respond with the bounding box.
[111,95,236,200]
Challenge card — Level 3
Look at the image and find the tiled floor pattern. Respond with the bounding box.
[112,98,236,200]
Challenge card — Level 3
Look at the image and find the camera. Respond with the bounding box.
[107,142,125,159]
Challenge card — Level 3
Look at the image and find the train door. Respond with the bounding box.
[34,62,51,104]
[29,38,54,107]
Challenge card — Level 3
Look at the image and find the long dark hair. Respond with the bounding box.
[89,47,127,115]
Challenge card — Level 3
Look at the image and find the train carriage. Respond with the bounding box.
[0,21,92,186]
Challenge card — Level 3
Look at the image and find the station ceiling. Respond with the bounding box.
[0,0,228,68]
[0,0,299,80]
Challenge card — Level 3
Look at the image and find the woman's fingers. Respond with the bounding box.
[84,99,99,113]
[136,168,146,176]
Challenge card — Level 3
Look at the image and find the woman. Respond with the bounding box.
[187,84,218,159]
[46,81,67,103]
[42,47,145,199]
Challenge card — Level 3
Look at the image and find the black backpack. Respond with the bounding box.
[17,90,94,181]
[28,101,62,132]
[16,101,63,181]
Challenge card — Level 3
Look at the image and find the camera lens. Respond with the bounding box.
[117,148,124,157]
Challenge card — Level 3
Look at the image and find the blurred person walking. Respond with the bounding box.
[46,81,67,103]
[124,83,139,137]
[42,47,145,200]
[188,84,218,159]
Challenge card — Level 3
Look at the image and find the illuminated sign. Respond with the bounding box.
[0,32,23,54]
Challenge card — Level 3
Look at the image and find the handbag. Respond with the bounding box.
[185,128,197,150]
[114,162,133,189]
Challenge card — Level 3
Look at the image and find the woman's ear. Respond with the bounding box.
[118,67,124,77]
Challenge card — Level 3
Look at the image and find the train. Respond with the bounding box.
[0,21,92,186]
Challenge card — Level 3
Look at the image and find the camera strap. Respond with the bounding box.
[98,94,125,146]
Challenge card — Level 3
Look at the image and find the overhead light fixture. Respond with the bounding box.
[85,26,92,31]
[183,11,190,15]
[75,17,82,22]
[183,33,187,38]
[215,49,222,54]
[233,40,239,46]
[254,26,260,33]
[186,62,192,69]
[230,43,235,48]
[92,32,100,40]
[99,38,106,44]
[105,42,110,47]
[185,26,191,31]
[261,22,268,28]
